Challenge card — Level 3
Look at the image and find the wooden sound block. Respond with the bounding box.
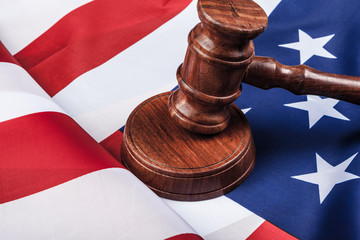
[121,92,255,201]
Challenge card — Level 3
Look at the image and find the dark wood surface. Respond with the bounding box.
[168,0,268,134]
[246,56,360,105]
[121,92,255,201]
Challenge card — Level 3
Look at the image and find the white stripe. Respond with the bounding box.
[53,0,198,142]
[0,0,93,54]
[0,62,65,123]
[204,214,265,240]
[69,83,175,142]
[163,196,264,239]
[0,168,196,240]
[254,0,282,16]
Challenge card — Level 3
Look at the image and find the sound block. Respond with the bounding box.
[121,92,255,201]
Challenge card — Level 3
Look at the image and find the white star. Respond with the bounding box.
[242,108,251,114]
[284,95,349,128]
[279,29,336,64]
[292,153,360,204]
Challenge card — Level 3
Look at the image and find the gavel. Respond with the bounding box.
[120,0,360,201]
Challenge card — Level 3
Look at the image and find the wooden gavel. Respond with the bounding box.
[121,0,360,201]
[169,0,360,135]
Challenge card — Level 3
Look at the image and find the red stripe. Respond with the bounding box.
[0,42,20,65]
[100,130,123,161]
[247,221,298,240]
[166,233,204,240]
[15,0,191,96]
[0,112,123,203]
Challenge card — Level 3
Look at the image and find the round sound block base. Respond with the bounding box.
[121,92,255,201]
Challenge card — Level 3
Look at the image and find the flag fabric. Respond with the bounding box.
[0,43,201,239]
[0,0,359,239]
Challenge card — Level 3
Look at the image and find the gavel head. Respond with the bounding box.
[168,0,268,134]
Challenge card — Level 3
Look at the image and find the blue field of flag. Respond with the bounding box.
[229,0,360,239]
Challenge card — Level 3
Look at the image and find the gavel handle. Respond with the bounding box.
[245,56,360,105]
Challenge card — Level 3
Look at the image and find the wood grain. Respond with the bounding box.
[121,92,255,201]
[168,0,268,134]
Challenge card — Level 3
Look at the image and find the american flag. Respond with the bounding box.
[0,0,359,239]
